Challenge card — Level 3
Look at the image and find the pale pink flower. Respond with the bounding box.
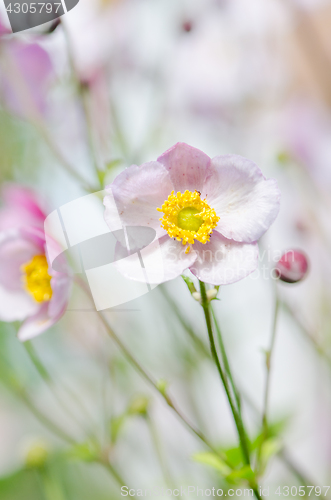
[0,185,71,341]
[0,31,53,119]
[104,143,280,285]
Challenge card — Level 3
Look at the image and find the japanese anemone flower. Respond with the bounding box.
[0,185,71,342]
[104,143,280,285]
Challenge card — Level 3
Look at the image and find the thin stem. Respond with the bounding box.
[280,300,331,369]
[23,341,95,438]
[19,391,76,445]
[159,284,210,358]
[35,121,96,192]
[278,448,315,487]
[98,459,128,489]
[211,305,242,415]
[146,414,173,488]
[262,292,280,431]
[97,311,228,464]
[156,287,314,488]
[256,289,280,471]
[61,22,102,184]
[199,281,251,466]
[40,467,67,500]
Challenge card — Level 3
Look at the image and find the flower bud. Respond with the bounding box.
[275,250,308,283]
[128,395,149,416]
[23,439,49,469]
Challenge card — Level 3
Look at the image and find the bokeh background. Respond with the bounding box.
[0,0,331,498]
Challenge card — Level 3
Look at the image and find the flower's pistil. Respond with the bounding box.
[22,255,53,303]
[157,190,220,250]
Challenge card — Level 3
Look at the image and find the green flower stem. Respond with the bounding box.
[96,310,230,465]
[24,341,95,437]
[159,285,210,358]
[210,306,242,415]
[158,286,314,487]
[280,300,331,370]
[198,282,251,465]
[97,459,129,489]
[17,390,76,446]
[261,291,280,433]
[39,467,67,500]
[146,413,174,489]
[61,23,103,186]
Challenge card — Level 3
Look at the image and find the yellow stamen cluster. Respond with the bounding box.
[22,255,53,303]
[157,190,220,250]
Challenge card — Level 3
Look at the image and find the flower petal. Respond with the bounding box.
[0,229,41,291]
[202,155,280,243]
[114,235,197,284]
[189,232,258,285]
[48,272,71,320]
[104,161,173,238]
[157,142,211,193]
[0,284,38,322]
[17,303,56,342]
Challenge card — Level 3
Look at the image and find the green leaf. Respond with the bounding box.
[226,465,256,484]
[260,438,282,463]
[192,452,231,476]
[224,446,244,468]
[68,441,100,462]
[127,395,149,416]
[110,414,128,443]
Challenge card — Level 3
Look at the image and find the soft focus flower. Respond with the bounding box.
[104,143,280,285]
[0,20,53,119]
[0,185,71,341]
[275,250,309,284]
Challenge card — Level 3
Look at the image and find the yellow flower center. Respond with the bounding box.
[22,255,53,303]
[157,190,220,251]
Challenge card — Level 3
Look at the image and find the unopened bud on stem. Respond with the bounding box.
[275,250,308,284]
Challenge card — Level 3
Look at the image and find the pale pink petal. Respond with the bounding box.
[114,235,197,284]
[104,161,173,238]
[202,155,280,243]
[0,285,38,322]
[3,43,53,118]
[157,142,211,193]
[17,303,56,342]
[0,230,41,291]
[189,232,259,285]
[0,184,46,231]
[48,272,71,319]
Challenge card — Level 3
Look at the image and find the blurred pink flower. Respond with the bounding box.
[275,250,309,284]
[0,185,71,341]
[283,101,331,188]
[0,184,46,232]
[0,28,53,119]
[104,143,280,285]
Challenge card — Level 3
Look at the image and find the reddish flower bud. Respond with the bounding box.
[182,21,193,33]
[275,250,309,284]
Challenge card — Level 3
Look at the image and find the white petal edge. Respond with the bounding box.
[189,231,259,285]
[114,235,197,284]
[0,284,39,321]
[202,155,281,243]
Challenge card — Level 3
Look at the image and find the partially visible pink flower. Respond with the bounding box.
[0,40,53,119]
[0,184,46,232]
[0,185,71,341]
[104,143,281,285]
[275,250,309,284]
